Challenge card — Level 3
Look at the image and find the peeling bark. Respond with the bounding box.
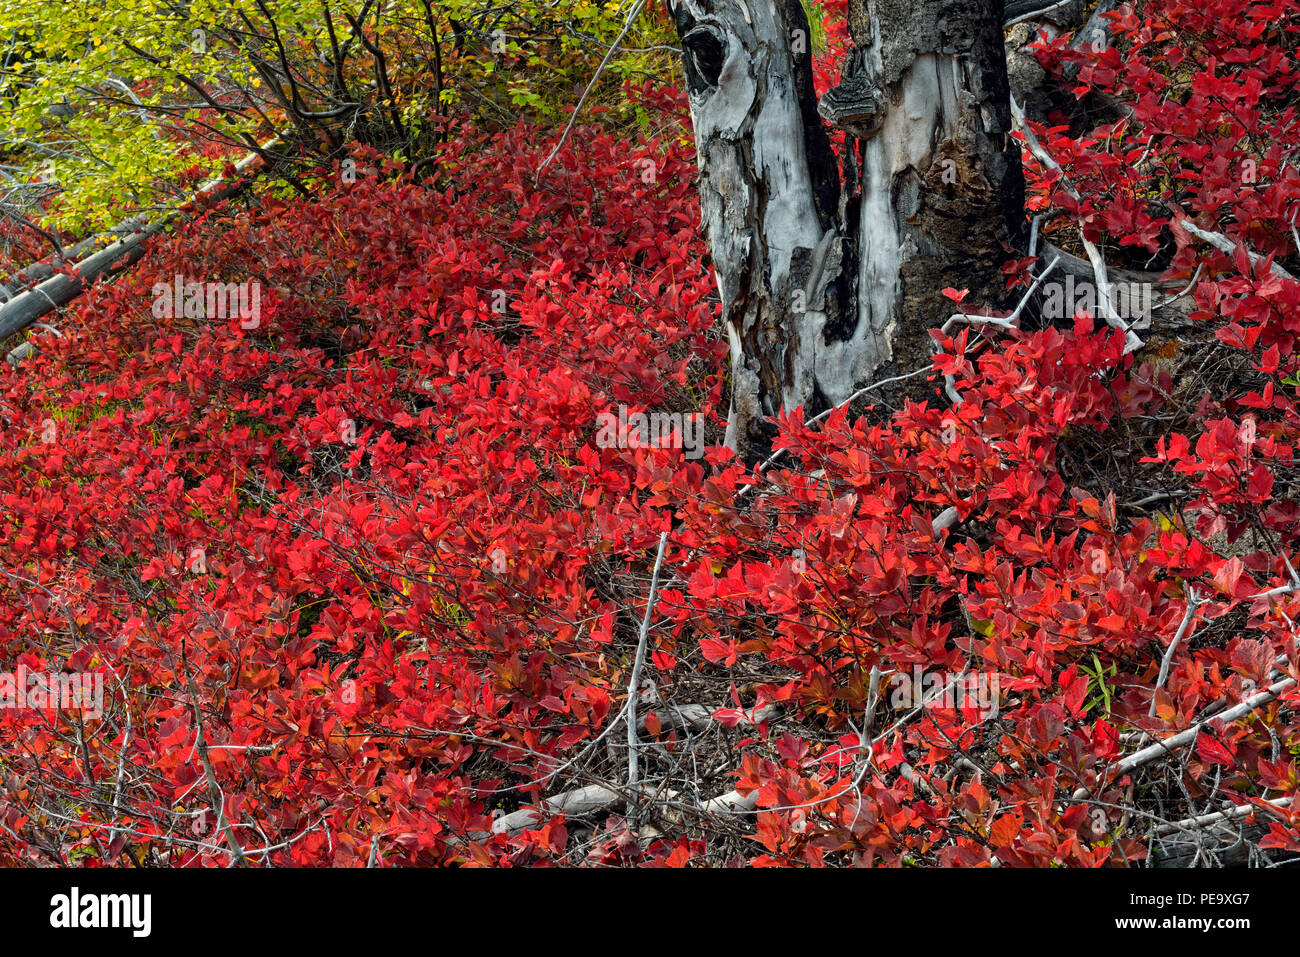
[671,0,1027,459]
[670,0,847,454]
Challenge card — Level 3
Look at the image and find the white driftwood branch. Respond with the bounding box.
[701,789,761,815]
[639,701,779,734]
[1149,586,1203,717]
[491,694,778,835]
[1154,796,1293,837]
[492,667,998,836]
[1005,0,1074,28]
[939,255,1062,403]
[1074,672,1297,801]
[491,784,625,835]
[1173,213,1297,282]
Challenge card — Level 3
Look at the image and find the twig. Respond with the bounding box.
[862,665,881,739]
[1154,263,1203,308]
[1150,585,1203,717]
[179,638,248,867]
[735,363,934,501]
[1075,672,1297,801]
[1154,796,1292,837]
[1170,210,1296,282]
[105,667,133,849]
[939,255,1062,404]
[627,530,669,795]
[538,0,647,171]
[639,701,778,733]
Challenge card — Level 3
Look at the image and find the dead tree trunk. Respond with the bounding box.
[670,0,1027,458]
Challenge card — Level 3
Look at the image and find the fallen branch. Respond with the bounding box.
[0,136,281,346]
[179,637,248,867]
[1155,796,1293,837]
[491,693,781,835]
[1171,211,1297,283]
[627,530,669,796]
[1149,585,1203,717]
[0,219,147,302]
[1004,0,1075,28]
[1074,671,1297,802]
[491,784,626,835]
[639,700,779,734]
[940,255,1062,404]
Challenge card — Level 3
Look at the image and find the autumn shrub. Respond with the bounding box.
[0,0,1298,867]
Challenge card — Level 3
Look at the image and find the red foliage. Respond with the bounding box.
[0,1,1298,866]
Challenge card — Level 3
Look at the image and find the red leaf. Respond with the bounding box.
[1196,733,1237,766]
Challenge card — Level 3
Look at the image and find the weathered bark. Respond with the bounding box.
[670,0,1027,458]
[670,0,847,455]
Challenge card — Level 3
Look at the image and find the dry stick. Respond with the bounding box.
[1155,263,1203,308]
[1004,0,1075,29]
[105,669,133,849]
[944,257,1062,336]
[7,321,63,366]
[941,255,1062,404]
[1154,796,1293,838]
[627,531,669,796]
[492,695,790,832]
[1247,573,1300,603]
[492,784,628,834]
[178,639,248,867]
[639,700,778,734]
[538,0,647,172]
[1149,586,1204,717]
[1073,671,1297,802]
[1009,93,1144,353]
[1079,227,1142,349]
[1179,651,1291,732]
[494,530,670,835]
[1171,212,1296,282]
[862,665,881,739]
